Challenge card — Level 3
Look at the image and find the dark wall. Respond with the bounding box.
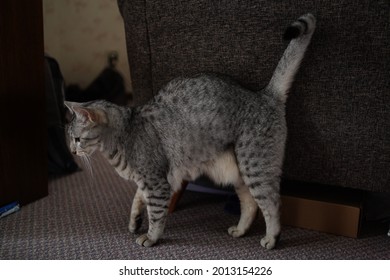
[0,0,47,206]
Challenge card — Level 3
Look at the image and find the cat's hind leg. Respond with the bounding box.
[254,187,281,250]
[204,149,258,238]
[235,136,283,249]
[228,182,258,238]
[245,177,281,249]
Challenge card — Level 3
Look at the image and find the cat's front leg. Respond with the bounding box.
[135,180,172,247]
[129,187,145,233]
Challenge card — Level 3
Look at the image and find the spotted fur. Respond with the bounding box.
[65,14,315,249]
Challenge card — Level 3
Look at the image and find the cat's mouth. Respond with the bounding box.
[76,151,87,156]
[70,143,96,156]
[71,148,88,156]
[75,147,96,157]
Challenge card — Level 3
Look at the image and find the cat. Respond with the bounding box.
[65,13,316,249]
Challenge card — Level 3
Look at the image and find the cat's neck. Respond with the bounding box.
[99,106,133,160]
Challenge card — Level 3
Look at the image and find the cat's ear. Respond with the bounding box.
[74,107,107,124]
[64,102,107,124]
[64,101,75,112]
[64,101,76,123]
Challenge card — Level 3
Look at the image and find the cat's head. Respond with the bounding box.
[64,101,108,156]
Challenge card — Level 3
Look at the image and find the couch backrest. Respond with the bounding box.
[118,0,390,192]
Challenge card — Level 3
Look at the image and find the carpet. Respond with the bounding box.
[0,152,389,259]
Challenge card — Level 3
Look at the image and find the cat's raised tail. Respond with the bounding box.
[266,13,316,102]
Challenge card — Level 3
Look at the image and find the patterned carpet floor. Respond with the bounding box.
[1,153,389,259]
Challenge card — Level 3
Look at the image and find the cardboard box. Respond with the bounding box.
[280,181,364,238]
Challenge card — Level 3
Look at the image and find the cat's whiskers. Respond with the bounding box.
[79,152,95,186]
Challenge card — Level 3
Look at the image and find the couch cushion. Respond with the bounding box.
[118,0,390,192]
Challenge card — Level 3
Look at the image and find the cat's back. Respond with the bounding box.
[140,74,277,147]
[141,73,281,130]
[136,73,284,172]
[154,74,260,114]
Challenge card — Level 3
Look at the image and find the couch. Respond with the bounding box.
[117,0,389,193]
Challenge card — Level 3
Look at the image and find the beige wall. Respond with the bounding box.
[43,0,132,92]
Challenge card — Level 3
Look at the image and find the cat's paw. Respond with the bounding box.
[260,235,278,250]
[129,215,143,233]
[228,225,245,238]
[136,234,157,247]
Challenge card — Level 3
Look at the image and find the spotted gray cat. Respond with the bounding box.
[65,14,316,249]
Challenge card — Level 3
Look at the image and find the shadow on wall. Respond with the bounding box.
[65,53,130,106]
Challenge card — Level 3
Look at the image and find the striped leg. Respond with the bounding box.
[235,132,283,249]
[250,182,281,249]
[129,187,145,233]
[135,180,172,247]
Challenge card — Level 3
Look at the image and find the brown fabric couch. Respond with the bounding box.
[118,0,389,193]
